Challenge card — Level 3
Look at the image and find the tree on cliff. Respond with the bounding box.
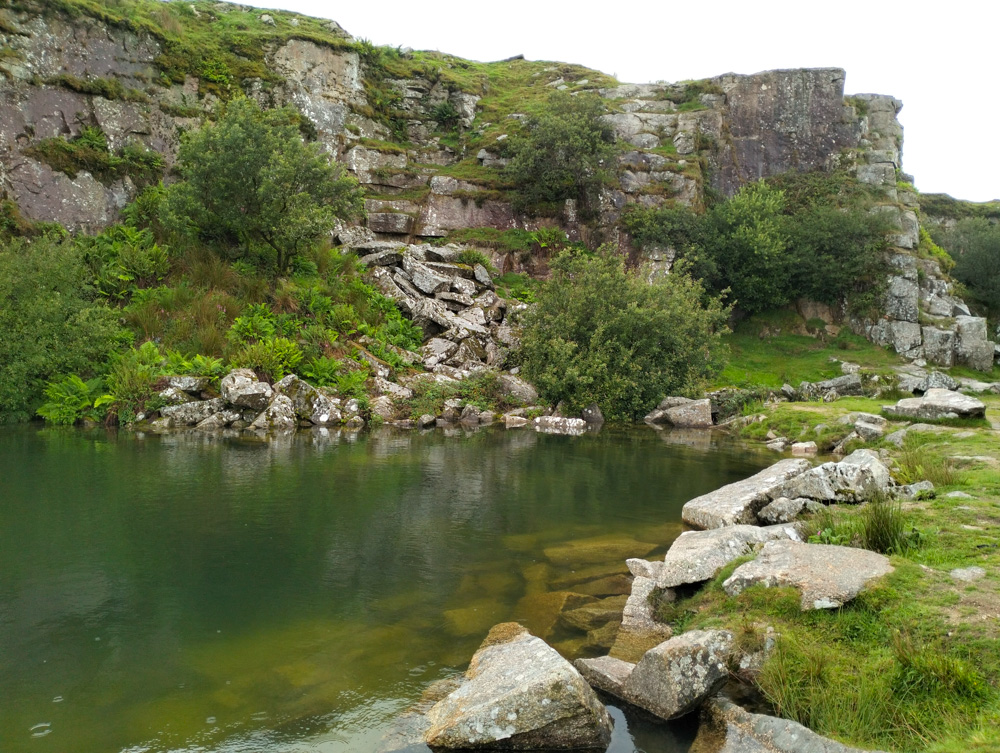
[519,247,729,420]
[503,92,618,217]
[161,98,364,274]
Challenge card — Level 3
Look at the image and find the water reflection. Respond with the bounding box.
[0,425,770,753]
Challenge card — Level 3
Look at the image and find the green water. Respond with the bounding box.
[0,424,771,753]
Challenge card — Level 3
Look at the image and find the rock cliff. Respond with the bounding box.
[0,0,994,369]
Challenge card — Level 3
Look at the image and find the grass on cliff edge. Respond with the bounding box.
[653,394,1000,752]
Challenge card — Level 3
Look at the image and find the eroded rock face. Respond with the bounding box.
[160,397,227,425]
[723,540,893,610]
[274,374,342,425]
[621,630,733,720]
[423,623,613,750]
[883,388,986,420]
[682,459,812,529]
[221,369,273,412]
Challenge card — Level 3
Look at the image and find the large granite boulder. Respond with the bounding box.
[768,449,893,504]
[620,630,733,720]
[682,459,811,529]
[249,395,297,431]
[645,397,713,428]
[274,374,342,425]
[883,389,986,420]
[723,540,893,610]
[423,623,613,750]
[691,696,889,753]
[955,316,995,372]
[221,369,273,411]
[160,397,227,426]
[648,524,803,589]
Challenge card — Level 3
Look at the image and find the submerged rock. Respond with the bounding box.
[723,540,893,610]
[423,623,613,750]
[682,459,812,529]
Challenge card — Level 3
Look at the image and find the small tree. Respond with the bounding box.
[520,247,729,420]
[162,98,363,274]
[503,92,618,216]
[938,218,1000,314]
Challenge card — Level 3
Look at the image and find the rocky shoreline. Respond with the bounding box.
[378,447,912,752]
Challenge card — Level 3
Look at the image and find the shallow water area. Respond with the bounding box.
[0,424,772,753]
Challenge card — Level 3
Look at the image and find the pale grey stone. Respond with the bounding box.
[770,449,893,504]
[791,441,818,456]
[758,498,810,525]
[899,480,934,498]
[682,459,812,529]
[504,415,529,429]
[249,395,297,431]
[161,398,227,426]
[221,369,273,411]
[274,374,343,425]
[656,524,802,588]
[166,376,209,394]
[158,386,195,406]
[573,656,635,698]
[497,374,538,404]
[423,624,612,750]
[922,327,956,368]
[533,416,587,435]
[724,540,893,610]
[621,630,733,720]
[883,389,986,420]
[693,696,890,753]
[950,567,986,582]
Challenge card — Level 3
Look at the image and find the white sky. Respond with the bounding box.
[244,0,997,202]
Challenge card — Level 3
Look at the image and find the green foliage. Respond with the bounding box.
[934,218,1000,314]
[230,336,303,382]
[917,227,955,272]
[226,303,278,345]
[301,355,342,387]
[79,224,169,301]
[430,100,461,130]
[0,237,128,423]
[892,631,987,700]
[25,126,164,186]
[520,246,729,420]
[624,174,890,316]
[494,272,537,303]
[161,97,364,274]
[106,341,164,420]
[503,91,618,216]
[858,495,922,555]
[455,248,494,272]
[46,73,148,102]
[407,369,525,419]
[36,374,113,425]
[332,366,370,399]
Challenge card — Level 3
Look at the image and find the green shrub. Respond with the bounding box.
[455,248,495,272]
[301,356,342,387]
[934,217,1000,314]
[230,336,303,382]
[106,342,164,421]
[36,374,114,425]
[503,91,618,217]
[226,304,278,345]
[858,495,921,555]
[333,366,369,398]
[80,224,169,301]
[0,237,128,423]
[520,246,729,420]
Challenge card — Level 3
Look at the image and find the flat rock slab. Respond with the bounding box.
[544,534,657,567]
[883,388,986,420]
[723,540,893,610]
[612,575,672,661]
[682,459,812,529]
[424,623,612,750]
[621,629,733,720]
[651,524,802,588]
[691,696,889,753]
[574,655,635,698]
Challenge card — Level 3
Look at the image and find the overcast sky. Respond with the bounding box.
[243,0,996,202]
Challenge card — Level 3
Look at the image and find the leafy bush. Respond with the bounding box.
[161,97,364,274]
[520,246,729,420]
[934,217,1000,314]
[230,336,303,382]
[503,91,618,216]
[79,224,169,301]
[106,342,164,421]
[455,248,495,272]
[301,356,343,387]
[36,375,113,425]
[226,304,278,345]
[0,237,128,423]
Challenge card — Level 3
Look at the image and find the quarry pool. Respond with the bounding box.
[0,424,772,753]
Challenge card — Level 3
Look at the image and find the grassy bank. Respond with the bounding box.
[656,390,1000,752]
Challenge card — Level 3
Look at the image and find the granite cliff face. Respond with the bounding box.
[0,1,994,369]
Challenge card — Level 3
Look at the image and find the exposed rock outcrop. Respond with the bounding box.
[883,388,986,420]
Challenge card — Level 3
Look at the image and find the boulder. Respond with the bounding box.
[791,441,817,456]
[221,369,273,411]
[166,375,210,394]
[645,397,713,427]
[402,256,452,295]
[922,327,955,367]
[423,623,613,750]
[505,415,529,429]
[883,389,986,420]
[161,397,228,425]
[653,524,802,588]
[769,449,892,503]
[758,497,820,524]
[573,655,635,698]
[682,459,812,529]
[497,374,538,405]
[249,395,297,431]
[581,404,604,425]
[692,696,889,753]
[533,416,587,435]
[274,374,342,425]
[955,316,995,372]
[613,575,673,658]
[158,386,195,406]
[810,374,863,397]
[723,540,893,610]
[620,630,733,720]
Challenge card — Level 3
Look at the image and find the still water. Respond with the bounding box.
[0,424,771,753]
